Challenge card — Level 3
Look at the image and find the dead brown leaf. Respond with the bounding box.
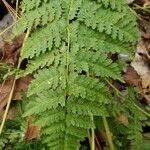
[2,33,25,65]
[0,75,33,112]
[143,0,150,7]
[123,65,141,86]
[0,105,21,121]
[7,106,21,120]
[141,73,150,103]
[139,18,150,39]
[25,117,40,141]
[135,0,150,6]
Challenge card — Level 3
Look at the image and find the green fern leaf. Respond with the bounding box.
[16,0,139,149]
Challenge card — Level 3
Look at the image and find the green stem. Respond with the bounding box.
[87,130,92,148]
[133,4,150,13]
[91,128,95,150]
[134,104,150,118]
[102,116,115,150]
[129,7,141,20]
[88,116,95,150]
[105,79,120,96]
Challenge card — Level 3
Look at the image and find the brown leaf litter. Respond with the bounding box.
[1,33,25,65]
[25,116,40,141]
[0,75,33,112]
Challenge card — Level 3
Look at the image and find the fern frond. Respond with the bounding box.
[16,0,139,149]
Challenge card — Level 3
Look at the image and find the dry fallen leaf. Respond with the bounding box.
[139,18,150,39]
[141,73,150,103]
[25,117,40,141]
[2,33,25,65]
[0,75,33,112]
[7,106,21,120]
[131,40,150,76]
[135,0,150,6]
[123,65,141,86]
[143,0,150,7]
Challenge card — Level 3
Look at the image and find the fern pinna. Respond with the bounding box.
[15,0,139,149]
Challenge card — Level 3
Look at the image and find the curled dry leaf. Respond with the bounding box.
[2,33,25,65]
[0,75,33,112]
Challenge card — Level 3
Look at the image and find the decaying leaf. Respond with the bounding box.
[139,18,150,39]
[25,117,40,141]
[130,37,150,103]
[7,106,21,120]
[123,65,141,86]
[2,33,25,65]
[0,75,33,112]
[143,0,150,7]
[131,40,150,76]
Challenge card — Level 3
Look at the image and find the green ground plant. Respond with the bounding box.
[1,0,150,150]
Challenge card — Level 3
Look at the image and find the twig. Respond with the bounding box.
[95,134,102,150]
[2,0,21,19]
